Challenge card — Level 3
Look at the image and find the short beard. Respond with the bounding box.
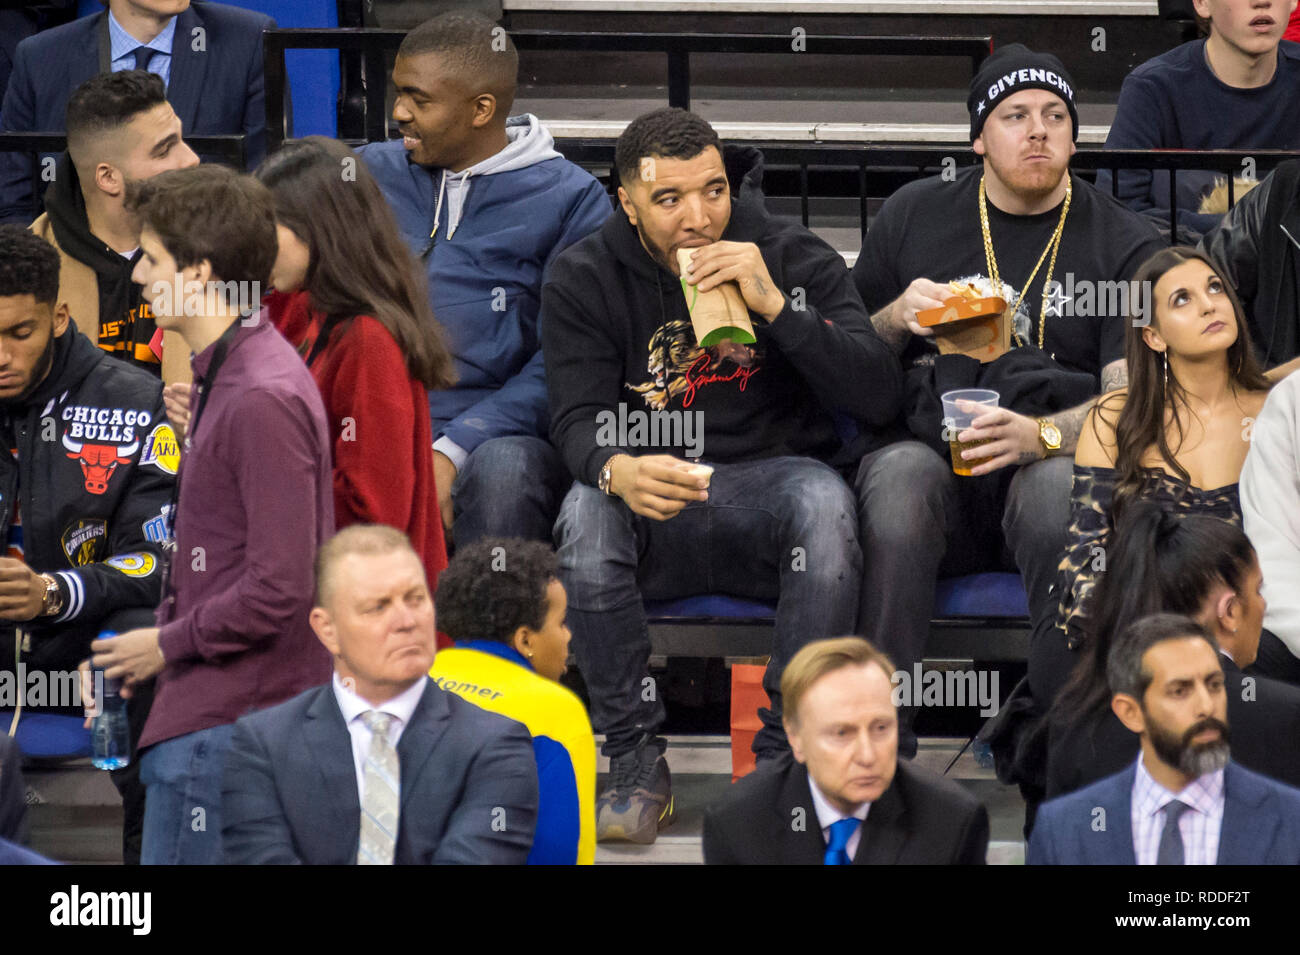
[984,152,1069,206]
[6,327,57,405]
[632,220,678,275]
[1147,714,1231,780]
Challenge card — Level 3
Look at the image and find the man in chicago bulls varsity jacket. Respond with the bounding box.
[540,109,903,845]
[0,227,173,692]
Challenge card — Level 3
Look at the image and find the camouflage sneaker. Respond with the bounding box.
[596,735,675,844]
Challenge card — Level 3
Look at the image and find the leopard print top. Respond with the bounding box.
[1054,464,1242,642]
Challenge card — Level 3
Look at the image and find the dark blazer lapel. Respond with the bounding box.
[96,13,112,75]
[1093,766,1138,865]
[164,5,206,130]
[1217,761,1274,864]
[396,681,451,811]
[775,763,830,865]
[853,775,907,865]
[303,686,361,843]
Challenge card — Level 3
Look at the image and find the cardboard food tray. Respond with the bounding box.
[916,295,1011,363]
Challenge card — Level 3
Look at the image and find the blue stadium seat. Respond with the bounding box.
[1,712,92,760]
[643,572,1031,661]
[76,0,341,139]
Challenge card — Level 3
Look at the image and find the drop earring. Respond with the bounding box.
[1162,352,1168,390]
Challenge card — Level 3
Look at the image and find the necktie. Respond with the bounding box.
[132,46,157,73]
[824,817,861,866]
[1156,800,1190,865]
[357,711,400,865]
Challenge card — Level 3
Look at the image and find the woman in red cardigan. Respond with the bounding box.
[255,136,455,592]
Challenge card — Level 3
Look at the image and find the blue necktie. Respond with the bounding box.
[132,46,157,73]
[824,817,861,866]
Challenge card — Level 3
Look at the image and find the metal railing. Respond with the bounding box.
[0,133,247,222]
[261,27,993,154]
[552,140,1300,239]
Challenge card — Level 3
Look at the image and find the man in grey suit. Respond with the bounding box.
[1030,613,1300,865]
[222,525,538,865]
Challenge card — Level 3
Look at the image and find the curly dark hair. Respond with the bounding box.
[615,107,723,186]
[435,537,559,645]
[0,225,60,306]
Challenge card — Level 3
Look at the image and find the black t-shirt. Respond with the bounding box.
[852,166,1166,383]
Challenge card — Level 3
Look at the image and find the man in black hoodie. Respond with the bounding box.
[30,69,198,382]
[541,108,903,844]
[0,225,174,863]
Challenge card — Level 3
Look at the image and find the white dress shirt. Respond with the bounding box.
[332,673,428,800]
[1130,753,1225,865]
[807,775,872,861]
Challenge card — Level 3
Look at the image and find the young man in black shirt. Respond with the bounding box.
[850,45,1165,754]
[542,108,903,844]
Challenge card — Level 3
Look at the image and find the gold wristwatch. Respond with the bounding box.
[598,455,622,495]
[39,573,63,617]
[1038,418,1063,455]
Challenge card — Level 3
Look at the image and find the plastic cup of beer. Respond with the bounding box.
[940,389,999,476]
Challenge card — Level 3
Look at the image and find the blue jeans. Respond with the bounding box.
[556,456,862,760]
[453,436,571,547]
[139,723,235,865]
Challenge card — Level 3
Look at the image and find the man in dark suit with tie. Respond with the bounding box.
[1030,613,1300,864]
[0,0,275,224]
[703,637,989,864]
[222,525,539,865]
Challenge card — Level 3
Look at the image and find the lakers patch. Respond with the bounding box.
[104,552,156,577]
[61,518,107,567]
[140,423,180,475]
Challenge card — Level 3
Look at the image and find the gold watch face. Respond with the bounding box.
[1041,422,1063,449]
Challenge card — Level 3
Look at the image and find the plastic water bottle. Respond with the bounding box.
[91,633,130,770]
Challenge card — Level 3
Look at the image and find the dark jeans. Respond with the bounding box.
[452,436,571,547]
[854,440,1073,685]
[556,456,861,760]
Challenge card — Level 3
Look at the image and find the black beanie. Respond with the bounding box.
[968,43,1079,143]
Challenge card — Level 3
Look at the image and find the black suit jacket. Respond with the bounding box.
[703,758,989,864]
[222,679,539,865]
[1046,655,1300,801]
[0,1,275,222]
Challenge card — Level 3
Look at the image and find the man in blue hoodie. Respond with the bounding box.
[358,13,611,547]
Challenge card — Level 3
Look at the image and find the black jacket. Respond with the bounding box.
[1,328,174,673]
[703,758,989,864]
[541,145,904,486]
[1200,159,1300,367]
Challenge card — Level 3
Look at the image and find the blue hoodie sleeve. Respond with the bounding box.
[437,179,611,455]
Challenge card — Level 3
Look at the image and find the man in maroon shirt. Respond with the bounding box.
[92,165,334,865]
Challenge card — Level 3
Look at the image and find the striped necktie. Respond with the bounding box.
[357,710,400,865]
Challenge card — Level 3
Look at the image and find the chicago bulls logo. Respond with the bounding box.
[62,433,138,495]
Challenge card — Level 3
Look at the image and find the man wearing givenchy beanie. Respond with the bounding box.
[968,44,1079,143]
[848,45,1163,786]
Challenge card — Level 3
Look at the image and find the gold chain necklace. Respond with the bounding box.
[979,175,1072,350]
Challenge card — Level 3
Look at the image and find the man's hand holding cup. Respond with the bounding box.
[608,454,712,521]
